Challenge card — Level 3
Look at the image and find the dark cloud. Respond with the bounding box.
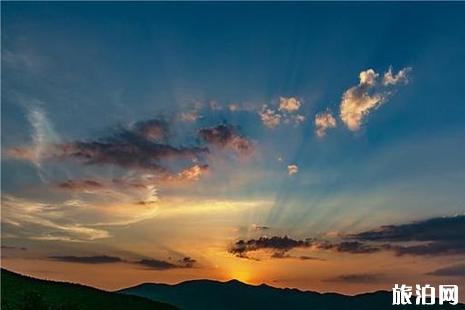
[199,124,253,155]
[229,236,312,257]
[427,264,465,277]
[59,138,207,171]
[178,256,196,268]
[351,215,465,256]
[49,255,122,264]
[299,256,323,261]
[317,241,381,254]
[325,273,387,283]
[230,216,465,260]
[253,225,270,231]
[270,252,323,261]
[56,180,103,191]
[352,215,465,242]
[11,118,209,172]
[135,256,196,270]
[48,253,196,270]
[229,236,379,259]
[1,245,27,251]
[135,259,176,270]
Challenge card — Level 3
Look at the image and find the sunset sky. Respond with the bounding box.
[2,2,465,295]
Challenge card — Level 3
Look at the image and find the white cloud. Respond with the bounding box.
[27,106,61,166]
[179,111,199,122]
[340,83,385,131]
[1,195,110,241]
[315,111,337,137]
[259,98,304,129]
[259,106,282,128]
[288,164,298,176]
[279,97,301,112]
[359,69,379,87]
[339,67,411,131]
[383,66,412,86]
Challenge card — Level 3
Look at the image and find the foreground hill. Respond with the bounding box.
[119,279,464,310]
[1,269,177,310]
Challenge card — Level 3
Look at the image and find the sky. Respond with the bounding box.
[2,2,465,296]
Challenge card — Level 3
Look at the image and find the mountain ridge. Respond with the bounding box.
[1,268,177,310]
[119,278,464,310]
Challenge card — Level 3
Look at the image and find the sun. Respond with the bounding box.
[229,268,251,283]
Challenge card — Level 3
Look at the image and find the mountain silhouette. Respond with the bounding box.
[2,268,463,310]
[119,278,464,310]
[1,269,176,310]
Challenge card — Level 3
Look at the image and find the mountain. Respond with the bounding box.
[119,279,464,310]
[1,269,177,310]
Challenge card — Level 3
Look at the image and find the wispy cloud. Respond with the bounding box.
[324,273,387,283]
[135,256,196,270]
[49,255,123,264]
[56,180,104,192]
[383,66,412,86]
[427,264,465,277]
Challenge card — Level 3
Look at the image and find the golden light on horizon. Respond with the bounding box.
[228,267,252,284]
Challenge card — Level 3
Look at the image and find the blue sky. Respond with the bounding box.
[2,2,465,292]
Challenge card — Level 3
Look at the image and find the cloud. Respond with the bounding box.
[135,256,196,270]
[6,105,62,182]
[229,236,380,259]
[199,124,253,156]
[325,273,387,283]
[287,164,298,176]
[259,106,282,128]
[317,241,381,254]
[229,236,312,258]
[1,245,27,251]
[134,259,176,270]
[1,195,110,242]
[278,97,301,112]
[299,255,322,260]
[339,69,386,131]
[339,67,411,131]
[230,216,465,260]
[179,111,200,122]
[56,164,207,194]
[132,119,169,142]
[259,98,304,129]
[49,255,123,264]
[359,69,379,86]
[56,180,104,191]
[251,224,270,231]
[9,118,209,172]
[383,66,412,86]
[427,264,465,277]
[1,194,161,242]
[175,164,208,182]
[178,256,196,268]
[351,215,465,256]
[47,253,197,269]
[271,252,323,260]
[315,111,337,138]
